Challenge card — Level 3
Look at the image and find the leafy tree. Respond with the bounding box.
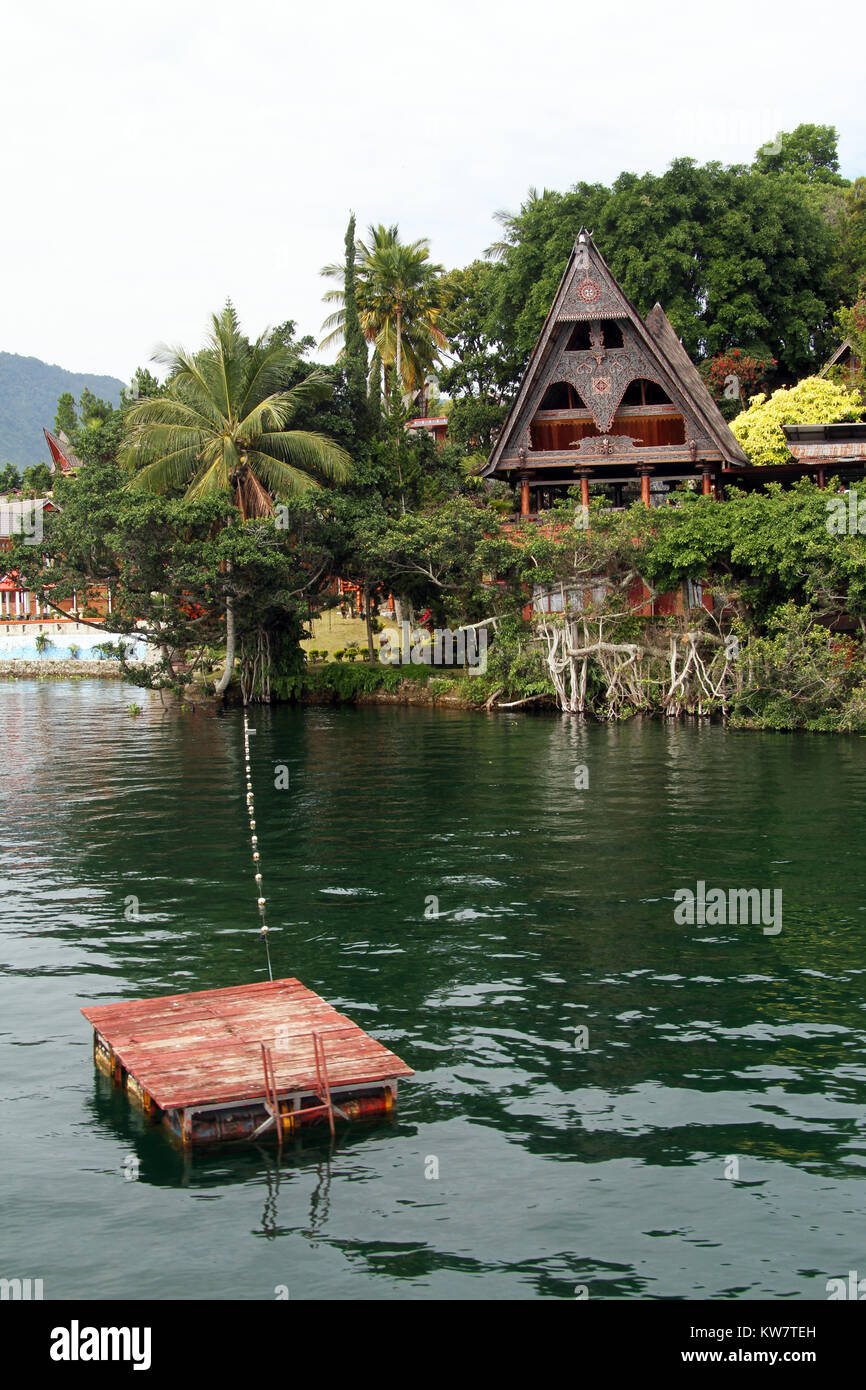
[487,158,839,374]
[437,261,524,453]
[752,123,845,184]
[831,178,866,305]
[10,455,334,702]
[731,376,864,465]
[640,481,866,625]
[0,354,122,471]
[20,462,52,494]
[54,392,78,436]
[56,387,125,468]
[0,462,21,491]
[354,493,524,626]
[120,303,351,693]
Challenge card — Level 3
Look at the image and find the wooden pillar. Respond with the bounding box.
[520,475,530,517]
[701,467,713,497]
[817,468,826,490]
[639,468,652,508]
[580,475,590,509]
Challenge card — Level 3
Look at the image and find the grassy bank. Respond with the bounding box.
[298,659,543,710]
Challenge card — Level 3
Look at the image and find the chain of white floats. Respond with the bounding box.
[243,711,273,981]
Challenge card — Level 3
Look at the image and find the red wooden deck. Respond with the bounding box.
[81,978,413,1111]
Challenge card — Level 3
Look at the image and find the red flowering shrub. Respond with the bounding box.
[700,351,776,402]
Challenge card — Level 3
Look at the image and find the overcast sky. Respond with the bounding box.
[2,0,863,383]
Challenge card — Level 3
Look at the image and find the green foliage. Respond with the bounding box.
[832,294,866,392]
[0,461,21,491]
[438,262,523,454]
[731,377,864,464]
[640,481,866,625]
[302,658,430,701]
[54,392,78,437]
[475,614,552,701]
[10,453,333,698]
[428,676,457,696]
[831,179,866,306]
[20,462,52,495]
[352,492,527,625]
[751,124,844,184]
[727,605,866,732]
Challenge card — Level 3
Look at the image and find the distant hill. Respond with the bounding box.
[0,351,124,470]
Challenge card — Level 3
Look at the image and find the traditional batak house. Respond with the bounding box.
[482,229,750,517]
[482,231,755,618]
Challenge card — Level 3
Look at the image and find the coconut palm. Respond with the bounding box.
[321,224,447,394]
[120,303,351,693]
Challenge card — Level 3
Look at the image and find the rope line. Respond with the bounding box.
[243,712,273,981]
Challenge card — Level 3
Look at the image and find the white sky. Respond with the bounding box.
[1,0,863,383]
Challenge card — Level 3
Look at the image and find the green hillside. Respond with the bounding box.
[0,351,124,470]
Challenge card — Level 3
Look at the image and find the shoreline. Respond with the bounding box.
[0,663,857,733]
[0,659,126,679]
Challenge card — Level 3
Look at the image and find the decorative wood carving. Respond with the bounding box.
[514,318,712,450]
[560,269,624,320]
[568,435,638,456]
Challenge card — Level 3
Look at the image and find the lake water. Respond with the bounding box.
[2,681,865,1300]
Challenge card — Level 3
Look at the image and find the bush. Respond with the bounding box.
[303,662,431,701]
[731,376,864,465]
[429,677,457,696]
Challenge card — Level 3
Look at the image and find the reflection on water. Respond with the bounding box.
[1,680,866,1299]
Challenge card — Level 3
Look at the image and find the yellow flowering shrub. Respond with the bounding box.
[731,376,864,466]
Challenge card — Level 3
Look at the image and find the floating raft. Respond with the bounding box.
[82,978,413,1147]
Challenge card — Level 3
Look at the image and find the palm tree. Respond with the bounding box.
[321,224,447,395]
[120,303,351,693]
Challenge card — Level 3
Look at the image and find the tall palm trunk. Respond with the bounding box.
[395,304,402,388]
[215,560,236,696]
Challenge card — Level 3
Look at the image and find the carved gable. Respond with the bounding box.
[483,231,749,476]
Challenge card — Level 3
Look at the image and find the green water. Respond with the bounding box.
[2,681,865,1300]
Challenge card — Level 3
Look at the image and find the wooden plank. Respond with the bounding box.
[82,977,412,1110]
